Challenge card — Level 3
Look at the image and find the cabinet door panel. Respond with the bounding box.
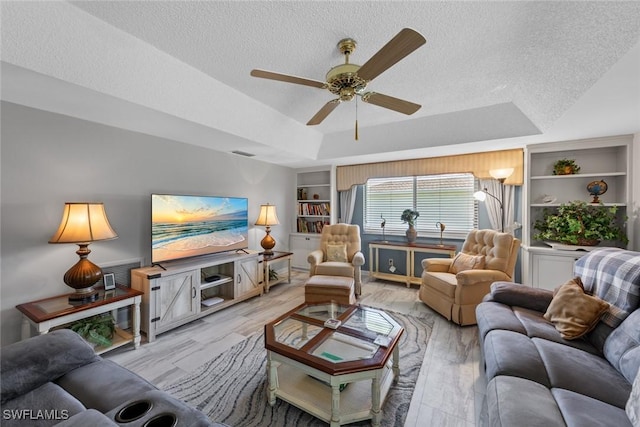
[236,257,259,297]
[532,254,579,290]
[290,235,320,269]
[156,271,198,328]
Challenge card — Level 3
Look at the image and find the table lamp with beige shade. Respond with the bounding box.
[49,202,118,303]
[255,203,279,255]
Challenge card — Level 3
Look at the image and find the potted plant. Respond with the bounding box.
[553,158,581,175]
[69,314,116,347]
[401,209,420,243]
[533,200,627,246]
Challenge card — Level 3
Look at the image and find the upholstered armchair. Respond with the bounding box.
[419,229,520,326]
[307,224,365,296]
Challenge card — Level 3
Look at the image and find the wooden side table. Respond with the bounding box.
[260,251,293,293]
[16,285,143,355]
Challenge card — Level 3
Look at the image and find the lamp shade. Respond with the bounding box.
[49,203,118,243]
[489,168,514,180]
[473,191,487,201]
[255,204,280,226]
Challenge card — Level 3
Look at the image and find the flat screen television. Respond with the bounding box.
[151,194,249,263]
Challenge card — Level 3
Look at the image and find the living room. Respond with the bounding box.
[2,2,640,427]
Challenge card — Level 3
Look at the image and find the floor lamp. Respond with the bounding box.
[473,168,514,232]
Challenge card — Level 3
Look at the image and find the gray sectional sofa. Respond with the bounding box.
[1,329,217,426]
[476,248,640,427]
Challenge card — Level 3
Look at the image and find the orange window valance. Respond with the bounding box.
[336,149,523,191]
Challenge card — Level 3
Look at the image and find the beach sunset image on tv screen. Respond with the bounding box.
[151,194,248,263]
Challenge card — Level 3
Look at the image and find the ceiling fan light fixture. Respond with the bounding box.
[326,64,367,97]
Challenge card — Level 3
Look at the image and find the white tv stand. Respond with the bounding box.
[131,251,260,342]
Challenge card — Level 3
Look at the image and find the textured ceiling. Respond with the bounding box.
[2,1,640,167]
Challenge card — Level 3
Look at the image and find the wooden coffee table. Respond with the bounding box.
[264,302,404,427]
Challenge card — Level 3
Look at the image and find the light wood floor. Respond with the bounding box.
[105,271,485,426]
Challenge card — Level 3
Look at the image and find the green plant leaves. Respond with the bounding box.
[401,209,420,226]
[533,200,628,245]
[69,314,115,347]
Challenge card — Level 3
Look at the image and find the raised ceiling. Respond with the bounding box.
[2,1,639,167]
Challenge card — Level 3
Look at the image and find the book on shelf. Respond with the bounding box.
[297,202,330,216]
[201,296,224,307]
[297,219,330,233]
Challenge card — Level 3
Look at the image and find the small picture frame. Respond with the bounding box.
[103,273,116,290]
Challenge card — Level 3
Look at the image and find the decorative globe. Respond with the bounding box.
[587,180,607,203]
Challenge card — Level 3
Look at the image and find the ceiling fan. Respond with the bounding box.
[250,28,426,128]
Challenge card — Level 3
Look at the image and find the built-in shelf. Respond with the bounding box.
[530,203,626,207]
[522,135,633,289]
[530,172,626,180]
[199,275,232,291]
[296,168,331,234]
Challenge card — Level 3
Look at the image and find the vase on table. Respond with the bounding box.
[406,225,417,243]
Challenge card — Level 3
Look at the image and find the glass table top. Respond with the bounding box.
[267,302,403,366]
[17,286,143,322]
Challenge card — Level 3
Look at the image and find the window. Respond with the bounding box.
[364,173,477,238]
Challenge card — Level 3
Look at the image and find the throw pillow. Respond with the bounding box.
[543,277,610,340]
[448,253,485,274]
[627,367,640,427]
[326,244,348,262]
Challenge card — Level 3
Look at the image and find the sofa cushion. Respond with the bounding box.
[627,367,640,426]
[552,388,633,427]
[543,278,609,340]
[574,248,640,327]
[603,308,640,384]
[448,252,485,274]
[512,307,600,355]
[1,330,99,404]
[489,281,554,313]
[315,262,354,278]
[486,376,565,427]
[1,382,86,427]
[56,360,156,413]
[476,301,527,345]
[477,301,601,356]
[421,272,457,298]
[534,338,631,408]
[483,330,551,387]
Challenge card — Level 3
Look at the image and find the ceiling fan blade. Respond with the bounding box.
[307,100,341,125]
[250,69,326,89]
[357,28,426,81]
[361,92,421,115]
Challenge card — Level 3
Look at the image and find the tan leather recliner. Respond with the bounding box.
[307,224,365,296]
[419,229,520,326]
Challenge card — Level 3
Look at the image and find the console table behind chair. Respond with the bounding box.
[369,241,456,287]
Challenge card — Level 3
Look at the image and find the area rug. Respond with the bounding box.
[163,310,433,427]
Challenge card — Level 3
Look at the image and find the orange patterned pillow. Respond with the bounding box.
[448,253,485,274]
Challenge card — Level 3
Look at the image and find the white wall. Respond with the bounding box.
[0,102,295,345]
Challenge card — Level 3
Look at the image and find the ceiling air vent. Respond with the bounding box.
[231,150,255,157]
